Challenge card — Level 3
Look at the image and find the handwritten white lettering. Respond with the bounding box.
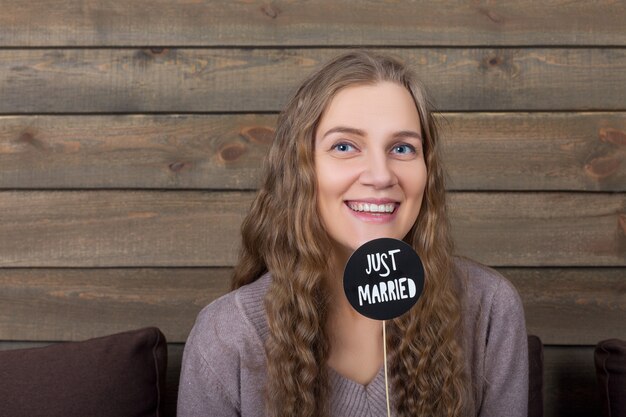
[357,277,417,306]
[365,249,402,277]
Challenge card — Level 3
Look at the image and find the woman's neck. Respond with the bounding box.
[325,254,384,385]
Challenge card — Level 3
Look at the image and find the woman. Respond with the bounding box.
[178,51,528,417]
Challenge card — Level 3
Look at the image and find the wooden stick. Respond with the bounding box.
[383,320,391,417]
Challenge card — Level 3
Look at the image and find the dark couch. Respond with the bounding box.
[595,339,626,417]
[1,328,608,417]
[0,328,166,417]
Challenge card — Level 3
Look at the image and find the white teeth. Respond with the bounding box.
[347,202,396,213]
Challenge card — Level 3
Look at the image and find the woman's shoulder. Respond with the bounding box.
[452,260,528,416]
[190,272,272,347]
[179,274,271,415]
[452,256,524,317]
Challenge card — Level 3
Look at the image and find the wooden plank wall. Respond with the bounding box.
[0,2,624,416]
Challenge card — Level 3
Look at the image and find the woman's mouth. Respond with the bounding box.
[346,201,397,214]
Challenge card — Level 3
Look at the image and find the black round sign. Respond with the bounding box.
[343,238,425,321]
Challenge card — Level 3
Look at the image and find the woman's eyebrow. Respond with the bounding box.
[393,130,423,142]
[322,126,423,142]
[322,126,366,139]
[322,126,422,141]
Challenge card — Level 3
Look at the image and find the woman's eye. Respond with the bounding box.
[332,142,356,152]
[392,144,416,155]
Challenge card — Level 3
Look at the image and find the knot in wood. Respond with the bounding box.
[479,52,518,77]
[619,215,626,236]
[219,143,247,163]
[261,3,281,19]
[17,130,46,150]
[477,7,504,24]
[169,162,187,173]
[599,128,626,146]
[19,132,34,142]
[240,126,275,144]
[584,156,621,180]
[489,56,501,66]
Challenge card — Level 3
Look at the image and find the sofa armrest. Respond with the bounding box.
[0,327,167,417]
[595,338,626,417]
[528,334,544,417]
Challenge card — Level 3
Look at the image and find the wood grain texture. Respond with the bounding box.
[0,268,231,342]
[0,191,623,267]
[0,114,274,190]
[1,48,626,112]
[442,113,626,192]
[449,192,626,267]
[0,191,249,267]
[0,267,623,344]
[0,0,624,47]
[504,268,626,345]
[1,113,625,191]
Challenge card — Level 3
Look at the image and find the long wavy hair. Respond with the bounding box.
[232,50,470,417]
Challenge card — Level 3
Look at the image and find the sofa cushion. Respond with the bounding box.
[0,327,167,417]
[595,338,626,417]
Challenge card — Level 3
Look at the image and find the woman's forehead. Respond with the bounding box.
[316,82,421,138]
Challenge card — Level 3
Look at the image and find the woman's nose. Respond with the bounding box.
[359,151,397,189]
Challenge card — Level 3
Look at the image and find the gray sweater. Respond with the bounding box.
[178,258,528,417]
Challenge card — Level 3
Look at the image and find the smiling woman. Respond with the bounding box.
[315,82,427,262]
[177,51,528,417]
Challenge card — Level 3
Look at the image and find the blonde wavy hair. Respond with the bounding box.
[232,50,470,417]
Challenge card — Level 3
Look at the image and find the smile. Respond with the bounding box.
[345,201,397,214]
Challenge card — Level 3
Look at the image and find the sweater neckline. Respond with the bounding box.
[236,273,394,416]
[329,364,391,416]
[329,364,385,390]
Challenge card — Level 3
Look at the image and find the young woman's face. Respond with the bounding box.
[314,81,427,258]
